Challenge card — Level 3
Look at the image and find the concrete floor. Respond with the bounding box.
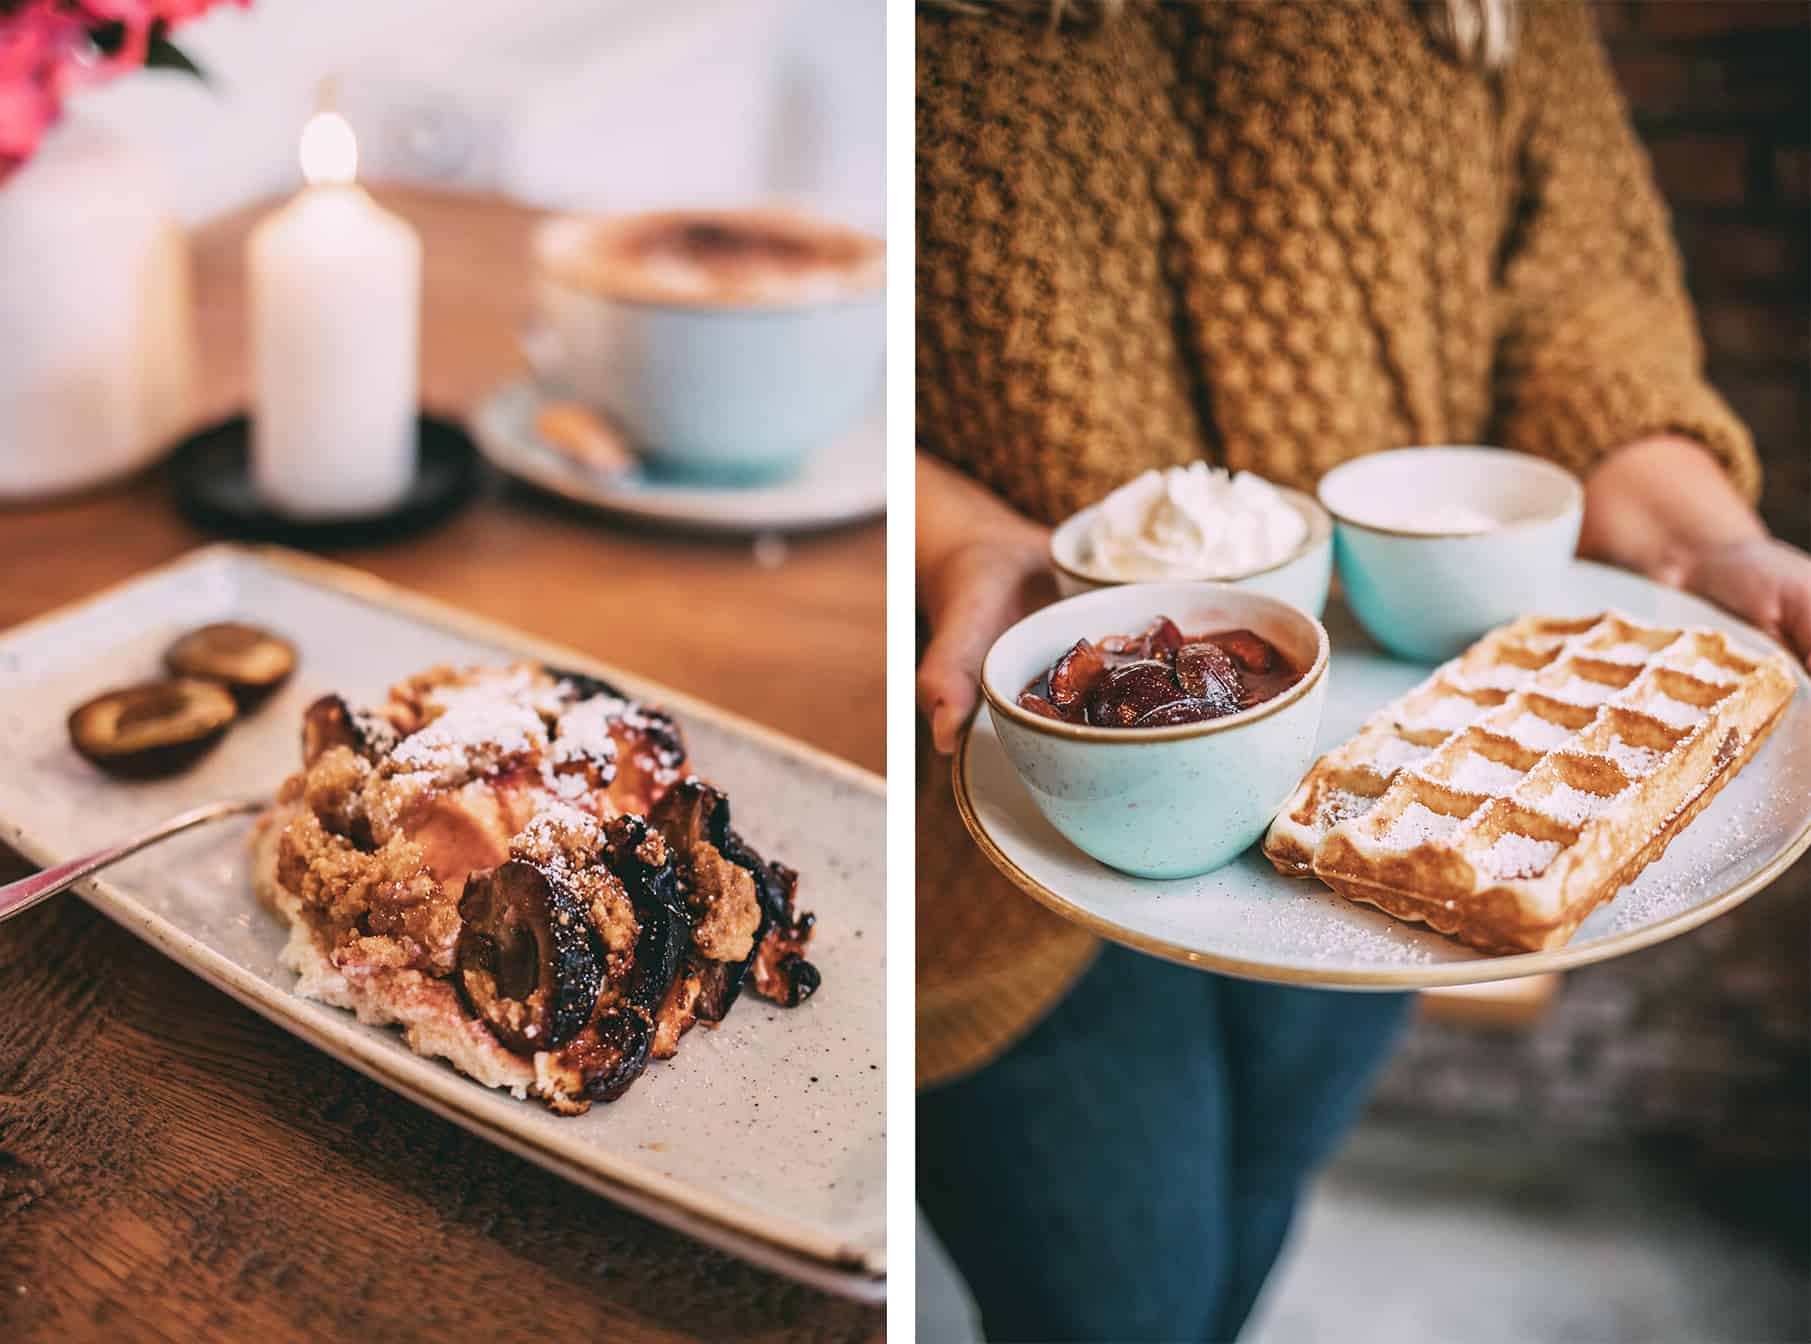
[1245,1125,1808,1344]
[919,1122,1810,1343]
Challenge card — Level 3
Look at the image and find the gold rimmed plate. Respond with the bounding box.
[954,561,1811,990]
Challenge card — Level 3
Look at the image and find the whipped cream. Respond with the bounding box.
[1082,465,1308,580]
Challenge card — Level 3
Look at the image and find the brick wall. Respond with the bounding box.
[1604,0,1810,546]
[1370,0,1810,1158]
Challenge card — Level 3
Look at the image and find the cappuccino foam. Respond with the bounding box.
[545,208,884,308]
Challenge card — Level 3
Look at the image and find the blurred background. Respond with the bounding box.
[66,0,885,230]
[1247,10,1808,1339]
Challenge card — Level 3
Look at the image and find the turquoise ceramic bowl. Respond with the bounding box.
[1049,485,1333,617]
[981,582,1330,879]
[1319,447,1583,663]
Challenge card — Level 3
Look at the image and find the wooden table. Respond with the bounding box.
[0,187,885,1342]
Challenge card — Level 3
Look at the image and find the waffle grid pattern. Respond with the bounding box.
[1264,612,1795,953]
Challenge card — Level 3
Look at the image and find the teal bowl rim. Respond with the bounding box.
[1316,447,1583,540]
[1049,484,1332,590]
[981,586,1331,745]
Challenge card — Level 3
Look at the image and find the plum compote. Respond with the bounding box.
[1017,616,1301,729]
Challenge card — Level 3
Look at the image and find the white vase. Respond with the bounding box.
[0,114,195,500]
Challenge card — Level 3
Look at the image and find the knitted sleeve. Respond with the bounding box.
[1493,2,1759,498]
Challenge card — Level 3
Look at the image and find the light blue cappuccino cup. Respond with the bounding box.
[530,213,884,482]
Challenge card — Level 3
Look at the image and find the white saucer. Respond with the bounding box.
[956,562,1811,989]
[469,378,885,533]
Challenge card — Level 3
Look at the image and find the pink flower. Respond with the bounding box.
[0,4,85,178]
[0,0,247,183]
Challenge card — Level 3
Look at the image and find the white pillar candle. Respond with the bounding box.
[249,111,421,518]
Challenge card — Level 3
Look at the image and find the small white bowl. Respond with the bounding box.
[981,582,1331,879]
[1049,484,1333,616]
[1318,446,1583,662]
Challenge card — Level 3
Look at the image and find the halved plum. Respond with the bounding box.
[1175,642,1243,716]
[68,678,238,778]
[1045,639,1108,710]
[301,693,397,765]
[1085,660,1183,727]
[164,622,297,706]
[1212,628,1279,675]
[456,859,605,1054]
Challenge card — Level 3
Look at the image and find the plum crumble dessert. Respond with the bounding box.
[251,663,819,1114]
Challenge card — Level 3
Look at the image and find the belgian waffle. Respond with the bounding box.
[1264,612,1796,954]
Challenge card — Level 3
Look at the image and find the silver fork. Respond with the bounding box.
[0,796,268,925]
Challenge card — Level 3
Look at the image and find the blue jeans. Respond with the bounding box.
[919,945,1412,1342]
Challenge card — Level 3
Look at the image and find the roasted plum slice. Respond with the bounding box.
[456,859,604,1054]
[575,815,692,1101]
[1174,642,1243,716]
[163,622,297,705]
[1045,639,1108,710]
[1212,627,1279,675]
[301,693,397,765]
[1085,660,1185,728]
[650,778,805,1021]
[1100,616,1184,660]
[68,678,238,778]
[750,855,820,1008]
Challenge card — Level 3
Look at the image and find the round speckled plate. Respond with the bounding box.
[955,561,1811,989]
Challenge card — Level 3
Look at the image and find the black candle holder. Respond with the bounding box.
[166,412,482,547]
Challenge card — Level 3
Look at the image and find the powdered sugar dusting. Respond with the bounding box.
[1597,640,1658,665]
[1532,781,1616,827]
[1383,802,1462,849]
[1605,737,1665,777]
[1319,788,1377,828]
[1504,712,1570,752]
[1544,674,1617,708]
[1455,663,1534,693]
[1667,655,1737,685]
[1444,752,1525,797]
[1406,696,1479,735]
[1639,692,1706,731]
[1364,735,1434,775]
[1480,832,1562,879]
[390,672,549,784]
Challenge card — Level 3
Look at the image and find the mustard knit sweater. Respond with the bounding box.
[916,0,1758,1088]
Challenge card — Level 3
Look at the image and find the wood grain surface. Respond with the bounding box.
[0,187,885,1342]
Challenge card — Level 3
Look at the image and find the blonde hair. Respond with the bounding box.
[924,0,1519,69]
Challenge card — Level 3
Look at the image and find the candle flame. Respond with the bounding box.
[300,111,358,187]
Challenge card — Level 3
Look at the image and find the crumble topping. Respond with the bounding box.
[259,662,819,1114]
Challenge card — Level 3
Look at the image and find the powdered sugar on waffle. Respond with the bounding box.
[1503,712,1570,752]
[1544,675,1618,708]
[1266,608,1796,955]
[1384,802,1461,849]
[1605,737,1665,777]
[1480,832,1561,879]
[1530,781,1617,827]
[1639,692,1707,731]
[1365,735,1435,774]
[1443,752,1524,796]
[1406,696,1479,735]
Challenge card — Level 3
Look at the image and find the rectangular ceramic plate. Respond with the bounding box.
[0,545,885,1301]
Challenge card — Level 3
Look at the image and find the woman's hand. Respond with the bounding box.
[1581,436,1811,666]
[1652,539,1811,666]
[917,454,1055,753]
